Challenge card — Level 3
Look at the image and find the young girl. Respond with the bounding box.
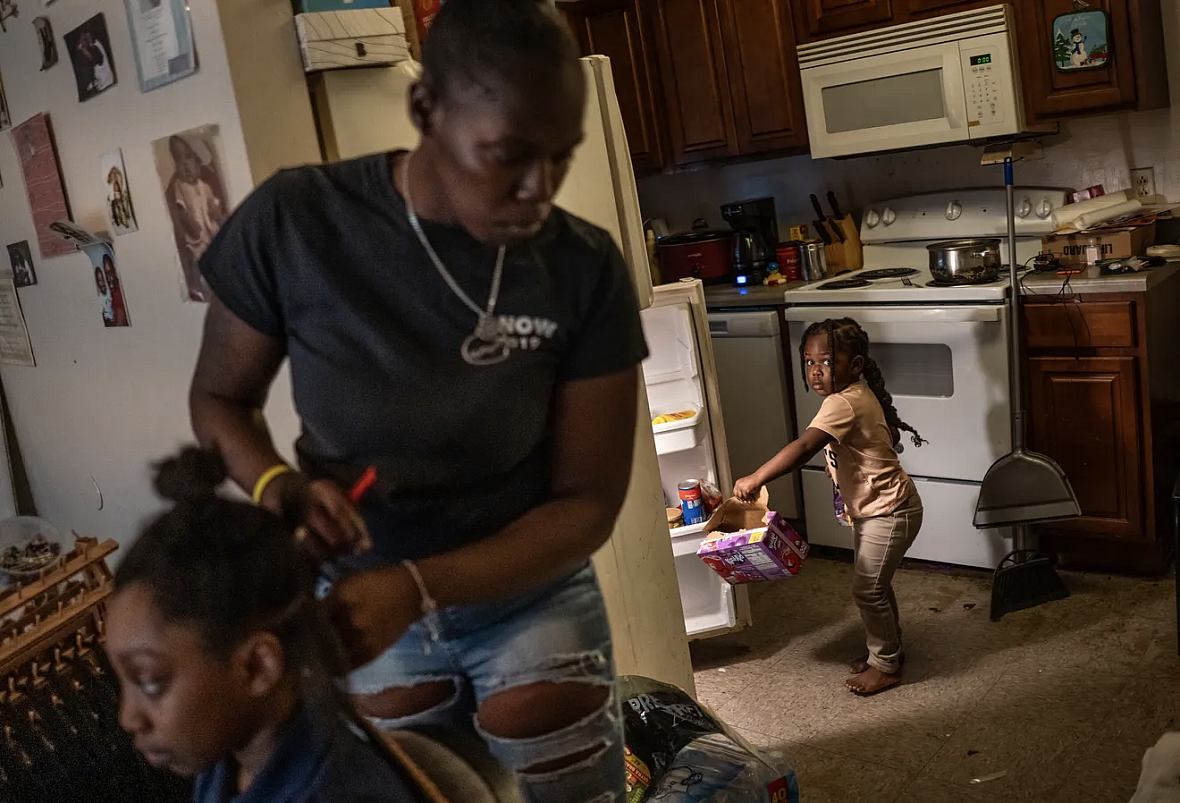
[103,448,426,802]
[734,318,925,695]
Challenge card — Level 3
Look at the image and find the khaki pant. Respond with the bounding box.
[852,493,924,674]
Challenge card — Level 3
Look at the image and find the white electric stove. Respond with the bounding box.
[782,187,1068,569]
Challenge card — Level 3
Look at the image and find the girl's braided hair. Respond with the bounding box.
[799,318,928,448]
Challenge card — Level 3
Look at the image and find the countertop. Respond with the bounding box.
[1019,263,1180,296]
[703,283,803,310]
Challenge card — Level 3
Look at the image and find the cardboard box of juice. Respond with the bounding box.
[696,494,809,585]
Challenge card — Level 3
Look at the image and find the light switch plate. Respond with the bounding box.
[1131,167,1156,199]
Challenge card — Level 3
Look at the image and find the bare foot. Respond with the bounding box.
[850,653,906,674]
[845,667,901,695]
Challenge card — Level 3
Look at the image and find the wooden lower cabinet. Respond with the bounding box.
[1023,283,1180,574]
[1027,356,1143,539]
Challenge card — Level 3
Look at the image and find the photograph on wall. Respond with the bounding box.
[1052,10,1109,71]
[7,241,37,288]
[124,0,196,93]
[86,242,130,327]
[101,149,138,235]
[0,69,10,131]
[13,113,75,259]
[0,273,35,367]
[152,125,228,302]
[34,16,58,71]
[64,13,118,102]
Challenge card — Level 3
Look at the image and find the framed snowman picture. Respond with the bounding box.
[1052,9,1110,72]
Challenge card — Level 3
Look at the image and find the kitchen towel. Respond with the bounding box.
[1052,189,1130,230]
[1074,199,1144,231]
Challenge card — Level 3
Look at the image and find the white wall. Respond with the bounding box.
[638,2,1180,235]
[0,0,305,551]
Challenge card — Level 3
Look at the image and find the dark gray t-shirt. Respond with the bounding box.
[200,152,648,562]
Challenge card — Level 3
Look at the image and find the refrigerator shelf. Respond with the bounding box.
[653,408,706,455]
[670,522,708,556]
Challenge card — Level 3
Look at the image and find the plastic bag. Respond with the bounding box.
[619,677,799,803]
[649,734,799,803]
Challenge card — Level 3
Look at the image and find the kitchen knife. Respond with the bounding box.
[810,194,833,245]
[824,191,847,242]
[827,191,845,220]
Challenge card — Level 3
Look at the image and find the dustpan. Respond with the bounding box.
[975,158,1080,619]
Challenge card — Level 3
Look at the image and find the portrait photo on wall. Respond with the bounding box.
[101,148,138,235]
[87,243,130,327]
[34,16,58,71]
[64,13,118,102]
[151,124,228,302]
[6,241,37,288]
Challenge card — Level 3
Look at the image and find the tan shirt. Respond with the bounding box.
[808,381,915,519]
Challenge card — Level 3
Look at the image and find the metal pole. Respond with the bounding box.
[1005,158,1024,453]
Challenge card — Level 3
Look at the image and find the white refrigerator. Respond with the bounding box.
[310,55,747,683]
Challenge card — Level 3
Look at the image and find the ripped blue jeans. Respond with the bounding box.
[341,563,624,803]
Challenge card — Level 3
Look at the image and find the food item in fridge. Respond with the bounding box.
[678,480,705,526]
[667,507,684,530]
[653,410,696,426]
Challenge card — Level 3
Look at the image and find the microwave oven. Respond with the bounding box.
[798,5,1053,159]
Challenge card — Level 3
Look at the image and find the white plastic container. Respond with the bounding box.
[652,406,705,456]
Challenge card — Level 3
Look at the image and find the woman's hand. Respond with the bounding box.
[733,475,763,502]
[265,473,371,560]
[324,565,421,669]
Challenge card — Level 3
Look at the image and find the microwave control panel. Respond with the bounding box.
[960,35,1017,135]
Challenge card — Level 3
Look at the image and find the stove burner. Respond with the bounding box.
[818,278,872,290]
[859,268,920,280]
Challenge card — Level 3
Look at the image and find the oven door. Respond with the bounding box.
[783,305,1011,482]
[801,40,970,159]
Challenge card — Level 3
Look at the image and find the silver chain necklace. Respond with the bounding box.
[402,151,510,366]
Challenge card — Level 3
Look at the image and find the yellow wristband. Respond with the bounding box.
[252,464,295,505]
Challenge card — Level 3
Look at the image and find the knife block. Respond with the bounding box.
[823,215,864,275]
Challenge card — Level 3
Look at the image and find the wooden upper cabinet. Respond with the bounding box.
[716,0,809,154]
[793,0,894,41]
[906,0,992,15]
[1028,355,1144,539]
[562,0,666,175]
[648,0,739,165]
[1015,0,1169,121]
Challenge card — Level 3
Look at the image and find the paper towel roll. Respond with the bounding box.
[1052,190,1130,229]
[1075,199,1143,231]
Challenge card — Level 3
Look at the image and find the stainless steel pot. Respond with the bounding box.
[927,238,1001,284]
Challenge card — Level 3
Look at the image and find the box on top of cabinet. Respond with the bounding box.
[295,7,409,73]
[298,0,391,12]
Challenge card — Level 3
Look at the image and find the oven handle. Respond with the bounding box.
[782,306,1002,324]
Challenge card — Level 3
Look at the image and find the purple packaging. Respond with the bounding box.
[696,505,809,585]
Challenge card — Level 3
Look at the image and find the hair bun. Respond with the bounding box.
[153,447,228,503]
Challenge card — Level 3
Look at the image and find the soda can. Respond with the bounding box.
[678,480,705,526]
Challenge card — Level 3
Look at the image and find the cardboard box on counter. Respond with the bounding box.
[1041,223,1156,268]
[696,494,809,585]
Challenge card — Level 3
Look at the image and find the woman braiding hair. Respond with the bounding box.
[735,316,926,695]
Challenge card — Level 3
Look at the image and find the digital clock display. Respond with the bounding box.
[970,54,992,66]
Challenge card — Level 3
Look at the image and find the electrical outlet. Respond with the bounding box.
[1131,167,1156,199]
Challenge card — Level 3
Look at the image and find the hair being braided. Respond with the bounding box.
[799,318,927,448]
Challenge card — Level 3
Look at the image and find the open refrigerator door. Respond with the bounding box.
[643,280,750,639]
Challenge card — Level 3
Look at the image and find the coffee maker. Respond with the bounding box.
[721,197,778,287]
